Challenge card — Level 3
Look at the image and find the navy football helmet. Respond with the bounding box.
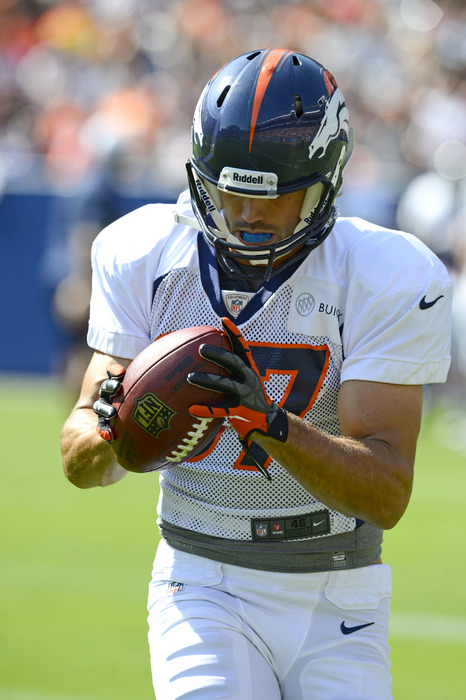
[187,49,353,282]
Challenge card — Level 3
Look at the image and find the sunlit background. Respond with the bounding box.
[0,1,465,699]
[1,0,465,397]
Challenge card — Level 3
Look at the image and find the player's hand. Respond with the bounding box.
[93,364,126,443]
[188,318,288,478]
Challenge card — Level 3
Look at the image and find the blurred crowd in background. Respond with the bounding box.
[1,0,465,406]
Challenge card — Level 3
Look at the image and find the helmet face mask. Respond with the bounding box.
[188,48,353,283]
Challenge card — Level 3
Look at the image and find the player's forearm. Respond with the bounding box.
[61,407,127,489]
[253,412,413,530]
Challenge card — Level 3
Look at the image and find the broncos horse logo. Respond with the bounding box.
[308,85,349,162]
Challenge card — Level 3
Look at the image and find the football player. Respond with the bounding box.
[61,49,452,699]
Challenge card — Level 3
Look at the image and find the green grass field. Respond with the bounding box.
[1,376,465,699]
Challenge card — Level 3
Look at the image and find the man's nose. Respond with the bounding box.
[239,197,268,223]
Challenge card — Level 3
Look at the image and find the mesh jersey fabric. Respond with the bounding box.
[88,192,452,546]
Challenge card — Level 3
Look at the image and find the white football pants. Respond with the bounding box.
[147,539,392,700]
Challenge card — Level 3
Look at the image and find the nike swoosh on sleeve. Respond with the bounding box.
[340,621,375,635]
[419,295,444,310]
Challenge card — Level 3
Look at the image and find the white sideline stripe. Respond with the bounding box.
[390,611,466,643]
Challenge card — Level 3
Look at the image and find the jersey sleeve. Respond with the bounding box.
[87,204,171,359]
[340,229,452,385]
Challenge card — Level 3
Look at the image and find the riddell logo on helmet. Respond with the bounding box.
[195,179,216,213]
[218,167,278,196]
[232,173,264,185]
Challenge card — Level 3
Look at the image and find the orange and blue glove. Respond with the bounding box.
[188,317,288,480]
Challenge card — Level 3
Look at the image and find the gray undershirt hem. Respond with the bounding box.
[159,520,383,573]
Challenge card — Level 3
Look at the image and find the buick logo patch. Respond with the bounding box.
[295,293,315,316]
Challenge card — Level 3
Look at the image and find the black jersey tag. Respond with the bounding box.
[251,510,330,541]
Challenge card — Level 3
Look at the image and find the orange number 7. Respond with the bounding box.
[234,342,330,473]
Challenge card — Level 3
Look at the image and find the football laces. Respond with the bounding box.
[165,417,214,463]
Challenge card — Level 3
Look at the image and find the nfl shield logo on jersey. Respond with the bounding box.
[253,522,269,539]
[222,292,253,318]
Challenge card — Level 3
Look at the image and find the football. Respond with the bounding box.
[110,326,231,473]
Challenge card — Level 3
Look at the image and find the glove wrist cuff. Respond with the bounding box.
[267,405,288,443]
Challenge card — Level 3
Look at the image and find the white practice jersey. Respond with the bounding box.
[88,191,452,550]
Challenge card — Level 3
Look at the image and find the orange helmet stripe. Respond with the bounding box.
[249,49,293,153]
